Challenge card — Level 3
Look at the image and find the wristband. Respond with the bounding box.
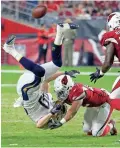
[60,118,66,124]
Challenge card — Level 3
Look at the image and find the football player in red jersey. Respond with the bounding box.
[90,12,120,83]
[49,75,120,137]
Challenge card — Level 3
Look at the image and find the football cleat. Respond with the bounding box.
[87,131,92,136]
[6,35,16,45]
[109,119,117,136]
[3,35,16,54]
[58,23,79,30]
[56,23,79,36]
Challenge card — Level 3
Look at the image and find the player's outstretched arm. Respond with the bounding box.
[40,70,80,93]
[45,70,80,83]
[36,104,62,128]
[50,100,82,129]
[90,43,114,83]
[36,113,53,128]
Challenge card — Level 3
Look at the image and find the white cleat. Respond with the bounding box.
[56,23,79,36]
[13,97,23,108]
[3,35,16,54]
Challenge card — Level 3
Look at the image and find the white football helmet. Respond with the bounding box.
[107,12,120,31]
[54,75,74,100]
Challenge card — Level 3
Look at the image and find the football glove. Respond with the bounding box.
[49,121,63,129]
[50,104,62,115]
[90,67,104,83]
[65,70,80,78]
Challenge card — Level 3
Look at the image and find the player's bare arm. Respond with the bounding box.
[45,70,80,83]
[90,12,120,83]
[102,43,114,73]
[36,103,62,128]
[40,70,80,93]
[36,113,53,128]
[49,100,82,130]
[62,100,82,122]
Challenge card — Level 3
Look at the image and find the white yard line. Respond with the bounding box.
[1,71,120,87]
[1,69,120,76]
[2,120,31,123]
[1,70,24,73]
[1,84,16,87]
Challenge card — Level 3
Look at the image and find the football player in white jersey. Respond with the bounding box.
[3,23,79,129]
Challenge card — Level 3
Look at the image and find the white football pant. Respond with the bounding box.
[83,103,113,137]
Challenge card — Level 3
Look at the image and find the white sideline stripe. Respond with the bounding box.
[1,72,119,88]
[1,70,120,76]
[1,70,24,73]
[2,120,31,123]
[2,84,16,87]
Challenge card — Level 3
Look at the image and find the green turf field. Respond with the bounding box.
[1,65,120,147]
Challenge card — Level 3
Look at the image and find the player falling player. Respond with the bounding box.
[49,74,120,136]
[90,12,120,97]
[2,23,79,129]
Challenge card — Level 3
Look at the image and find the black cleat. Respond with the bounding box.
[68,23,79,29]
[58,23,79,29]
[6,35,16,45]
[109,119,117,136]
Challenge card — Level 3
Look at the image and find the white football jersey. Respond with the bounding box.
[17,71,54,122]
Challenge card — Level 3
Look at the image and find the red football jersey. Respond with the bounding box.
[67,84,110,107]
[100,28,120,61]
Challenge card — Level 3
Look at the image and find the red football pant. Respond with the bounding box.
[110,98,120,110]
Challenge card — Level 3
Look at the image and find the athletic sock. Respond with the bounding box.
[54,26,63,45]
[19,57,45,77]
[9,48,23,61]
[54,35,63,45]
[52,44,62,67]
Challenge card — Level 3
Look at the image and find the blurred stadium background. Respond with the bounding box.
[1,0,120,147]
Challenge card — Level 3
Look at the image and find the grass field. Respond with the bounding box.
[1,65,120,147]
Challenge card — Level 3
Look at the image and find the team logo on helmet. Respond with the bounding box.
[61,75,68,85]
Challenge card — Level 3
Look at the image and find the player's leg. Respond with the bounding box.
[91,103,116,137]
[40,23,79,80]
[3,23,79,79]
[3,35,45,77]
[83,107,98,135]
[110,76,120,98]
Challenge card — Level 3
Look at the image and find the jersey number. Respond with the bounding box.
[38,94,50,109]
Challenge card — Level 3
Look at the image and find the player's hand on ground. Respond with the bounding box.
[90,67,104,83]
[50,104,62,115]
[49,122,62,129]
[65,70,80,78]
